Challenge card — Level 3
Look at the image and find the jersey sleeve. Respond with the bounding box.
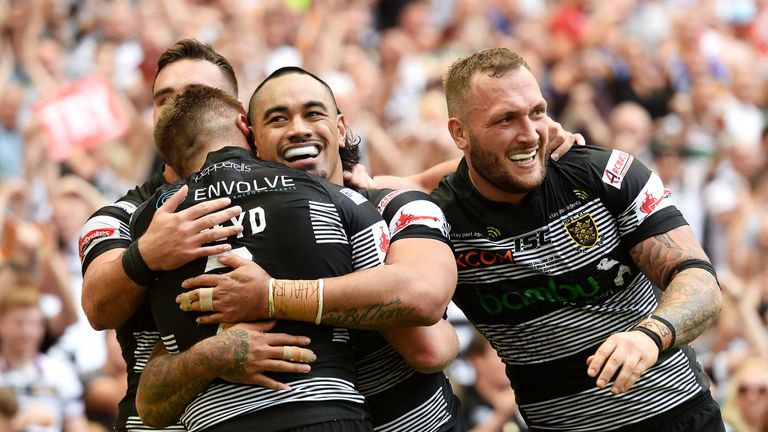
[364,188,451,247]
[78,172,166,274]
[589,148,688,248]
[334,187,390,271]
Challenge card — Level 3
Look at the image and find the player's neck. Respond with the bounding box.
[467,167,526,205]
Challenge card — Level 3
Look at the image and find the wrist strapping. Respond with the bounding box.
[268,278,275,318]
[122,241,157,286]
[632,326,663,352]
[315,279,324,325]
[270,279,324,324]
[650,314,677,348]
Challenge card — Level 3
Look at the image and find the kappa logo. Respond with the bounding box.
[564,214,599,248]
[601,150,634,189]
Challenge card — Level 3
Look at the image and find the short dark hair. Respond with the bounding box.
[443,48,530,120]
[154,85,246,176]
[154,39,238,95]
[247,66,361,172]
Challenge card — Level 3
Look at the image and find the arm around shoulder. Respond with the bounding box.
[380,319,459,373]
[81,248,146,330]
[321,237,457,328]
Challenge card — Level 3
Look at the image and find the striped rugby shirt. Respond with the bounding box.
[355,188,463,432]
[79,171,184,432]
[431,146,711,431]
[131,146,389,432]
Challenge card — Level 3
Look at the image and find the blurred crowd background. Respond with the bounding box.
[0,0,767,431]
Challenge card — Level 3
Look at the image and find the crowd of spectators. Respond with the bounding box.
[0,0,766,430]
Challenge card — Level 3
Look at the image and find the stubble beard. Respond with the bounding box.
[469,140,546,195]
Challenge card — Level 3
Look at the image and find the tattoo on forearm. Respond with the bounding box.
[631,232,687,288]
[322,298,416,328]
[654,270,719,347]
[228,329,249,375]
[139,351,213,426]
[630,227,721,348]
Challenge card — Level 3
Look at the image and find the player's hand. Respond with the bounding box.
[138,185,244,271]
[179,254,272,324]
[547,118,585,161]
[210,321,315,390]
[343,164,376,189]
[586,330,659,394]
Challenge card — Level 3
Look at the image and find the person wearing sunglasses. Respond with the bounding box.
[722,357,768,432]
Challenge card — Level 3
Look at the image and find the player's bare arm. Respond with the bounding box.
[586,225,722,394]
[82,186,243,330]
[137,322,315,428]
[629,225,722,347]
[181,237,456,329]
[82,249,148,330]
[345,118,584,192]
[380,319,459,374]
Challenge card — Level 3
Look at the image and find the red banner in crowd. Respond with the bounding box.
[34,75,130,161]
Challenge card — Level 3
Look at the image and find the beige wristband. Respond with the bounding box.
[271,279,322,324]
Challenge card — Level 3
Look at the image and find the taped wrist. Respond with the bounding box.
[665,258,720,289]
[122,241,157,286]
[269,279,324,324]
[650,314,677,348]
[632,326,663,352]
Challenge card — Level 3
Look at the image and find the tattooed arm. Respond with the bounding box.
[629,225,723,348]
[586,225,722,395]
[181,238,457,329]
[136,323,314,427]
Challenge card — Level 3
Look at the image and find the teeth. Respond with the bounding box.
[284,146,319,160]
[508,150,537,161]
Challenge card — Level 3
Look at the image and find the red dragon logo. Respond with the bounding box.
[378,226,390,253]
[393,212,440,233]
[639,189,670,216]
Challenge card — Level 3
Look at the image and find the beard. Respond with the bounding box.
[468,137,547,195]
[303,166,329,179]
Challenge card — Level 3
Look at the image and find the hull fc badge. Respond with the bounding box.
[565,214,599,248]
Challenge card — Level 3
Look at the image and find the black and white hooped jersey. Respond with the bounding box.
[78,171,183,432]
[131,146,389,432]
[355,188,462,432]
[431,146,709,431]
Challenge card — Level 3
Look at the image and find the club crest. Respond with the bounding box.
[564,214,599,248]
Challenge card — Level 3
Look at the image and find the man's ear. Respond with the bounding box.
[163,163,181,182]
[237,114,256,150]
[337,113,348,148]
[236,114,250,136]
[447,117,468,151]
